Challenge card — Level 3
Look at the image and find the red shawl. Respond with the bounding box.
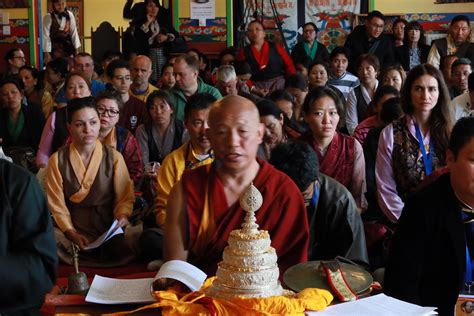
[181,159,309,276]
[300,131,355,188]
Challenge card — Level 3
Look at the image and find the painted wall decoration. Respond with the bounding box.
[0,19,29,44]
[306,0,360,51]
[179,17,227,42]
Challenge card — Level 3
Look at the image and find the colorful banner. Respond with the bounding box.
[306,0,360,51]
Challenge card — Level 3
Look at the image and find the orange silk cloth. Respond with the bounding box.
[108,277,333,316]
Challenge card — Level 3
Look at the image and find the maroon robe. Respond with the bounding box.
[118,95,150,134]
[182,159,309,276]
[300,131,355,188]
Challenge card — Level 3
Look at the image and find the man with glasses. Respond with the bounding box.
[428,15,474,69]
[2,48,25,79]
[107,59,150,134]
[344,10,395,73]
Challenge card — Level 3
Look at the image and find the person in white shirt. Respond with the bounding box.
[42,0,81,65]
[452,72,474,121]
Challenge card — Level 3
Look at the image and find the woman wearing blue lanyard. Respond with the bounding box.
[375,63,453,223]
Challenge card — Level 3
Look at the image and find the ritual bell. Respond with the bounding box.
[67,244,90,295]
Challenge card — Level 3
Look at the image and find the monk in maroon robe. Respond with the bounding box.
[164,95,309,276]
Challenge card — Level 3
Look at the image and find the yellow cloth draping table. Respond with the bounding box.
[108,277,333,316]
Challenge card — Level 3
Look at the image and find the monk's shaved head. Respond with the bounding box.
[206,95,264,173]
[208,95,260,128]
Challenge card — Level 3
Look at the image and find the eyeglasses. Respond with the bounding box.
[97,107,119,117]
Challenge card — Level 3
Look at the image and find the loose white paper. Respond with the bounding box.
[306,294,437,316]
[84,219,123,250]
[85,275,155,304]
[154,260,207,291]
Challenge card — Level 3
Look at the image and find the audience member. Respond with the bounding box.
[141,93,216,261]
[130,55,159,102]
[427,15,474,69]
[134,0,182,83]
[136,90,184,165]
[2,48,25,79]
[18,65,55,118]
[73,52,106,96]
[344,10,395,73]
[96,90,144,187]
[0,159,57,314]
[271,141,369,266]
[395,21,430,71]
[300,86,367,211]
[45,57,69,104]
[0,78,45,161]
[452,72,474,121]
[218,47,236,66]
[36,72,92,168]
[376,63,453,223]
[268,89,307,136]
[291,22,330,67]
[346,53,380,134]
[97,50,122,84]
[236,20,296,93]
[391,18,407,48]
[363,97,404,223]
[440,54,459,87]
[158,62,175,89]
[216,65,239,96]
[170,54,221,121]
[164,95,309,275]
[353,85,400,146]
[286,72,309,108]
[256,99,293,160]
[449,57,472,99]
[42,0,80,64]
[327,46,359,100]
[379,64,406,92]
[45,96,137,266]
[106,59,150,134]
[384,117,474,314]
[307,61,329,90]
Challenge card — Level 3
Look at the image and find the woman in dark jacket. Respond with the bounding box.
[0,78,45,152]
[395,21,430,72]
[133,0,185,83]
[291,22,329,66]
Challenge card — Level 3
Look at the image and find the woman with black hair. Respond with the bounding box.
[395,21,431,71]
[291,22,330,67]
[0,78,45,153]
[18,65,55,118]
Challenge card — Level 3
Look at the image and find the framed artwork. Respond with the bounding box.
[353,14,404,33]
[0,0,29,8]
[46,0,84,39]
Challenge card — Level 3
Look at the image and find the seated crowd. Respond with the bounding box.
[1,5,474,314]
